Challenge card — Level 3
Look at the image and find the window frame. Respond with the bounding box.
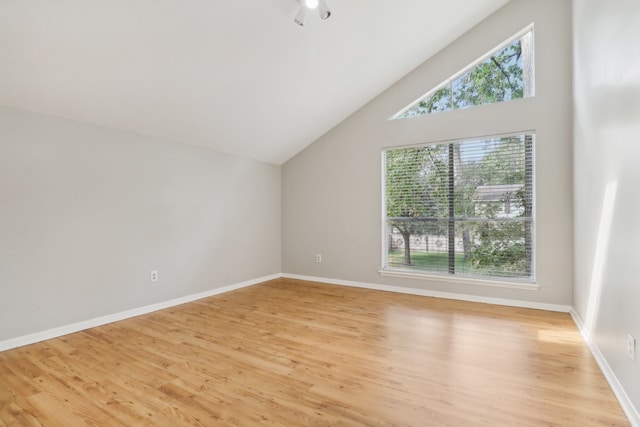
[380,132,537,288]
[390,24,535,120]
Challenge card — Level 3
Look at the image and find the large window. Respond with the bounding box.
[382,133,535,281]
[392,26,534,119]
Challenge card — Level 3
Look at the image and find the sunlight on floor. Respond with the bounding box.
[537,328,583,345]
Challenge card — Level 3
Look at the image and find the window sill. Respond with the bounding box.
[378,269,539,290]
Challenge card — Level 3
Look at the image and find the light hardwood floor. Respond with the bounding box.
[0,278,630,426]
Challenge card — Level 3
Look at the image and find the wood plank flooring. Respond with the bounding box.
[0,278,630,426]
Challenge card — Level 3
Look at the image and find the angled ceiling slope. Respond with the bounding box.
[0,0,511,164]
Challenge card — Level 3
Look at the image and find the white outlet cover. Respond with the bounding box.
[627,334,636,361]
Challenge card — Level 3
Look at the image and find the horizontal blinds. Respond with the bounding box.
[384,134,534,280]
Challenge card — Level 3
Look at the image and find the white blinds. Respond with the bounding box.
[383,133,534,280]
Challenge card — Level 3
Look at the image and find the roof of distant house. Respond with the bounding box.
[474,184,523,202]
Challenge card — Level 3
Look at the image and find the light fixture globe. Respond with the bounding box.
[319,0,331,19]
[294,0,330,26]
[305,0,319,9]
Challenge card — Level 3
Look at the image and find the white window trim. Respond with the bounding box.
[381,131,537,286]
[378,269,539,290]
[390,23,535,120]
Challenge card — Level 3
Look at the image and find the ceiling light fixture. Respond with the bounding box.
[294,0,331,26]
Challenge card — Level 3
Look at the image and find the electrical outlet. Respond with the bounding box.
[627,334,636,361]
[316,254,322,263]
[150,270,158,283]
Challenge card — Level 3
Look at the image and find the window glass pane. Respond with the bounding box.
[465,220,530,278]
[452,37,525,109]
[393,27,533,120]
[399,87,451,119]
[386,219,452,273]
[383,133,534,281]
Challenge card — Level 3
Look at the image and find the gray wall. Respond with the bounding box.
[573,0,640,417]
[282,0,573,305]
[0,106,281,341]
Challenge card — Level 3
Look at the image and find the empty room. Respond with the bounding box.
[1,0,639,425]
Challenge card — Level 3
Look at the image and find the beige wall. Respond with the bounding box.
[282,0,574,305]
[0,106,281,342]
[573,0,640,421]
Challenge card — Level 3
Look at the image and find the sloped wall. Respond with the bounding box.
[282,0,573,305]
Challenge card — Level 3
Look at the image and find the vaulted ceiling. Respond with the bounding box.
[0,0,511,164]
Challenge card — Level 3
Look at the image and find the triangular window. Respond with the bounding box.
[393,26,534,119]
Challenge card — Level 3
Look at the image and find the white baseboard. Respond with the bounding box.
[0,273,569,353]
[570,310,640,427]
[282,273,572,312]
[0,274,281,352]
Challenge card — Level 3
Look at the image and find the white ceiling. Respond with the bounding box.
[0,0,511,164]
